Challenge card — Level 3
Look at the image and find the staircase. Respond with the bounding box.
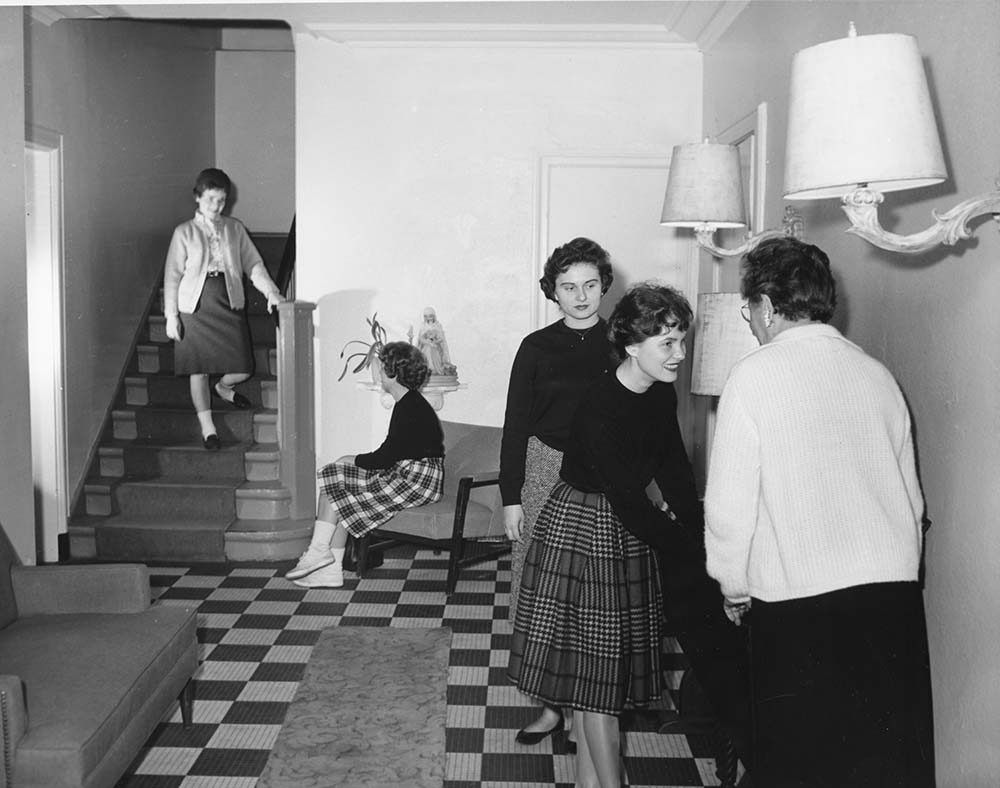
[68,234,313,564]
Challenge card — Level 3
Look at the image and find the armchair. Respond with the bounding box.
[0,520,197,788]
[353,420,510,594]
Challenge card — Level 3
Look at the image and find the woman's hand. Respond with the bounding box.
[165,314,182,342]
[266,292,285,314]
[723,596,751,626]
[503,505,524,542]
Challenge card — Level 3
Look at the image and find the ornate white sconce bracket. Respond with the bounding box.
[694,206,806,259]
[841,185,1000,254]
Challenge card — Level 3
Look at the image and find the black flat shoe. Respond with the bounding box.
[565,738,577,755]
[231,392,253,409]
[203,434,221,451]
[515,711,564,745]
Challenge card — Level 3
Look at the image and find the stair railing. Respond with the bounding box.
[276,300,316,519]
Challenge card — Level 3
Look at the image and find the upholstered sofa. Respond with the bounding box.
[0,521,198,788]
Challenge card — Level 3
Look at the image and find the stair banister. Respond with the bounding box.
[276,300,316,519]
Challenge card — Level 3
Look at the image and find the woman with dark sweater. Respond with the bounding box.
[286,342,444,588]
[508,283,700,788]
[500,237,614,747]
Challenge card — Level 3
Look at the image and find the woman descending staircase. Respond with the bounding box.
[68,235,315,564]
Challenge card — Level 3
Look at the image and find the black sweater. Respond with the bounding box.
[559,372,703,552]
[499,319,613,505]
[354,390,444,470]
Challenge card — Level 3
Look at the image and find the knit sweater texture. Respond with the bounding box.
[704,324,924,603]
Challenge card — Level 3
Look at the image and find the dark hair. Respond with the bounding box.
[608,282,693,360]
[193,168,232,197]
[741,237,836,323]
[539,237,614,302]
[379,342,431,390]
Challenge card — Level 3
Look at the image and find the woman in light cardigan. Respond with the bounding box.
[704,237,934,788]
[163,168,283,449]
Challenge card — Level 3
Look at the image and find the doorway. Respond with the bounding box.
[25,128,67,563]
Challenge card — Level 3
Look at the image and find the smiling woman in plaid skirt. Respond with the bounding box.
[285,342,444,588]
[508,283,703,788]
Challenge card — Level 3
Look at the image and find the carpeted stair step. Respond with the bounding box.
[134,344,275,377]
[108,476,242,520]
[112,407,256,443]
[147,312,276,346]
[94,515,230,562]
[98,440,249,480]
[123,375,268,409]
[225,516,313,561]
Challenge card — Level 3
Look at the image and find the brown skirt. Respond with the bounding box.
[173,274,253,376]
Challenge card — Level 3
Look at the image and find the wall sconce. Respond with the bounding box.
[784,22,1000,254]
[661,141,804,258]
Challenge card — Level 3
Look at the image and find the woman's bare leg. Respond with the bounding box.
[190,374,217,440]
[577,711,622,788]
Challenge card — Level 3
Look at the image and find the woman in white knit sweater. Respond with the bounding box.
[704,237,933,788]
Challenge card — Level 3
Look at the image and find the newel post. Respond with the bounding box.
[277,301,316,519]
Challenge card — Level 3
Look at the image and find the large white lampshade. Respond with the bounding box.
[690,293,759,396]
[661,142,746,228]
[784,28,946,200]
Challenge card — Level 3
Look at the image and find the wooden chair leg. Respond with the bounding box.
[354,535,370,577]
[179,679,195,729]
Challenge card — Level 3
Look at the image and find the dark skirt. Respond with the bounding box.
[507,481,663,715]
[317,457,445,538]
[749,581,935,788]
[174,274,253,376]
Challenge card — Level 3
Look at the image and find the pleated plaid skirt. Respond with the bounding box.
[317,457,444,538]
[507,481,663,715]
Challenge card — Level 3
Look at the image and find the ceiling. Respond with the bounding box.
[37,2,749,51]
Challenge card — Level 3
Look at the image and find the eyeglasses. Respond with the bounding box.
[740,302,751,322]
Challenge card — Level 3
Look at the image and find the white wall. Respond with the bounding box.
[293,34,702,462]
[704,2,1000,782]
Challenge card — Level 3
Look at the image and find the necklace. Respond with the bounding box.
[565,322,597,341]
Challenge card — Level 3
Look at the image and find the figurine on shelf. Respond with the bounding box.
[417,307,457,379]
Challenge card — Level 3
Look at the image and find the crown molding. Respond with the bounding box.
[301,22,698,49]
[26,5,123,26]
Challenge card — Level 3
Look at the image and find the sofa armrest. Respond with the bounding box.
[11,564,151,616]
[0,674,27,788]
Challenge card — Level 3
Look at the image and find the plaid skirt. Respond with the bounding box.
[507,481,663,715]
[317,457,444,538]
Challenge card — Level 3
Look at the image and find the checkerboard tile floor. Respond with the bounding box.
[116,548,729,788]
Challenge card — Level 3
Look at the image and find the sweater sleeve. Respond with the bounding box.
[653,386,704,531]
[578,410,677,554]
[162,226,187,319]
[237,223,281,300]
[499,339,535,505]
[703,383,760,601]
[354,398,409,470]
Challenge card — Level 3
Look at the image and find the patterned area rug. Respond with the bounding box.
[256,626,451,788]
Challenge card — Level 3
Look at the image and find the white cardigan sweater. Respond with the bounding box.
[704,324,925,603]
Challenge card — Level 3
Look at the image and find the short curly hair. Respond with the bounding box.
[741,237,836,323]
[378,342,431,390]
[539,237,614,302]
[193,168,232,197]
[608,282,693,361]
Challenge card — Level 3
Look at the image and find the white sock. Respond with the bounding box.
[332,547,346,565]
[197,410,216,438]
[309,520,337,551]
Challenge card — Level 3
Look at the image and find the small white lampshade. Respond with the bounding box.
[661,142,746,228]
[690,293,759,396]
[784,29,946,200]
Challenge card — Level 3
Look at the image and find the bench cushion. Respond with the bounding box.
[0,605,197,788]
